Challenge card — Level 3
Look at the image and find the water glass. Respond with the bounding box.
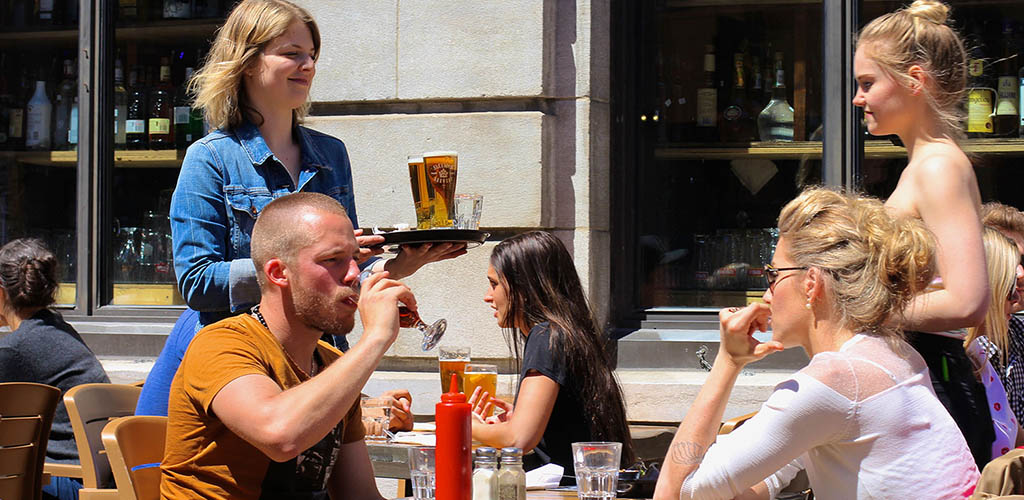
[408,446,436,500]
[360,397,392,443]
[571,441,622,500]
[453,193,483,230]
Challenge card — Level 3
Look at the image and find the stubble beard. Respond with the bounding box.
[292,284,355,336]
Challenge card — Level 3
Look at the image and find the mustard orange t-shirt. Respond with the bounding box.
[159,313,364,500]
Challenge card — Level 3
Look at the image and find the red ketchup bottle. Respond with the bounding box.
[435,372,472,500]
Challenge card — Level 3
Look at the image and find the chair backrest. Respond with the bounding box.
[101,416,167,500]
[0,382,61,500]
[64,383,143,489]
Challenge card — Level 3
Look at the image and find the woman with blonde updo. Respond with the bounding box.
[965,228,1024,460]
[854,0,992,469]
[653,188,978,500]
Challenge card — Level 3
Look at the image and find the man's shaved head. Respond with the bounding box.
[251,192,350,290]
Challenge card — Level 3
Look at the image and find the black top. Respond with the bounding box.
[0,309,110,464]
[516,322,592,471]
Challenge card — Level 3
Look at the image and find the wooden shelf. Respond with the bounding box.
[0,19,219,46]
[1,149,185,168]
[654,138,1024,161]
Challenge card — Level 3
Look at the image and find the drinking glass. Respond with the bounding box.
[360,397,392,443]
[453,193,483,230]
[463,363,498,416]
[408,446,436,500]
[353,276,446,351]
[572,441,622,500]
[422,151,458,227]
[438,345,471,393]
[408,154,435,229]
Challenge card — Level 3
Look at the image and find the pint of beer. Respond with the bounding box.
[408,155,434,229]
[422,151,458,227]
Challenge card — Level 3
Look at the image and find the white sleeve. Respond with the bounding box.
[680,374,851,500]
[762,458,804,499]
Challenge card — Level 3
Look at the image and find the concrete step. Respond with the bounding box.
[616,328,809,371]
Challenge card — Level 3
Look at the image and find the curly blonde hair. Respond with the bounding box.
[965,227,1018,362]
[189,0,320,131]
[777,188,936,338]
[857,0,968,140]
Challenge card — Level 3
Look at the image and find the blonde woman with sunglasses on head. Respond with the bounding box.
[653,188,978,500]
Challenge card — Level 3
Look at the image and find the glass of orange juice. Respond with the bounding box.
[463,363,498,416]
[438,345,470,393]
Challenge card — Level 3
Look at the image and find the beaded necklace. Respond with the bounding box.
[251,305,319,376]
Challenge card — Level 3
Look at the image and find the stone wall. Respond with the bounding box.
[295,0,611,367]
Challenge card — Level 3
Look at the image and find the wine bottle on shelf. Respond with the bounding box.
[694,44,718,142]
[669,58,692,141]
[174,67,195,149]
[7,69,28,151]
[126,67,148,150]
[119,0,138,22]
[1019,57,1024,138]
[64,0,79,28]
[163,0,191,19]
[25,80,53,150]
[720,52,756,142]
[37,0,55,25]
[114,59,128,149]
[966,57,995,138]
[757,51,795,142]
[749,55,764,113]
[9,0,31,28]
[0,55,11,150]
[53,59,75,151]
[993,22,1019,138]
[148,58,174,150]
[68,95,78,149]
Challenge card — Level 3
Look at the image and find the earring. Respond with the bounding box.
[805,300,812,310]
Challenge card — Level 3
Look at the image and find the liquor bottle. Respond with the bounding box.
[192,0,221,18]
[114,59,128,149]
[993,22,1019,138]
[37,0,55,25]
[669,58,692,141]
[720,52,756,142]
[966,57,995,138]
[25,81,52,150]
[757,52,795,141]
[64,0,79,27]
[174,67,195,148]
[163,0,190,19]
[126,68,148,150]
[0,55,10,150]
[52,59,75,151]
[694,44,718,142]
[68,95,78,149]
[148,58,173,149]
[749,55,765,112]
[653,52,669,143]
[7,70,28,150]
[1019,57,1024,137]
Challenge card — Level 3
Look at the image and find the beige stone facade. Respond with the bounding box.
[296,0,613,367]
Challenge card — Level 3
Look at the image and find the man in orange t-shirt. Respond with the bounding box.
[160,193,418,500]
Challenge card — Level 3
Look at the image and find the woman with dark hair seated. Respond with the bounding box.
[0,238,110,500]
[469,231,636,472]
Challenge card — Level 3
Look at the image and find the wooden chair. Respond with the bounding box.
[718,411,758,435]
[0,382,61,500]
[62,383,143,500]
[101,416,167,500]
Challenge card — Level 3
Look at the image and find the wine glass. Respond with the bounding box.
[353,277,447,351]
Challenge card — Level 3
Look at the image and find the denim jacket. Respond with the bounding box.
[171,121,360,326]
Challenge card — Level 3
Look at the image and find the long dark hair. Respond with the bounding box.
[491,231,635,465]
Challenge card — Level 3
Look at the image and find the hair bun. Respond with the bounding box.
[905,0,950,25]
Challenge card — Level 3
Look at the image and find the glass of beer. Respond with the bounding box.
[422,151,458,228]
[463,363,498,416]
[408,154,435,229]
[438,345,470,393]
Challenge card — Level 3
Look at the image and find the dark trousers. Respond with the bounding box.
[908,332,994,471]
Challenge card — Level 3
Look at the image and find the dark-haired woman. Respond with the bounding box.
[0,238,110,500]
[469,231,635,472]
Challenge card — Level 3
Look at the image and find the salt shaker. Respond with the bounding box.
[472,447,499,500]
[497,447,526,500]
